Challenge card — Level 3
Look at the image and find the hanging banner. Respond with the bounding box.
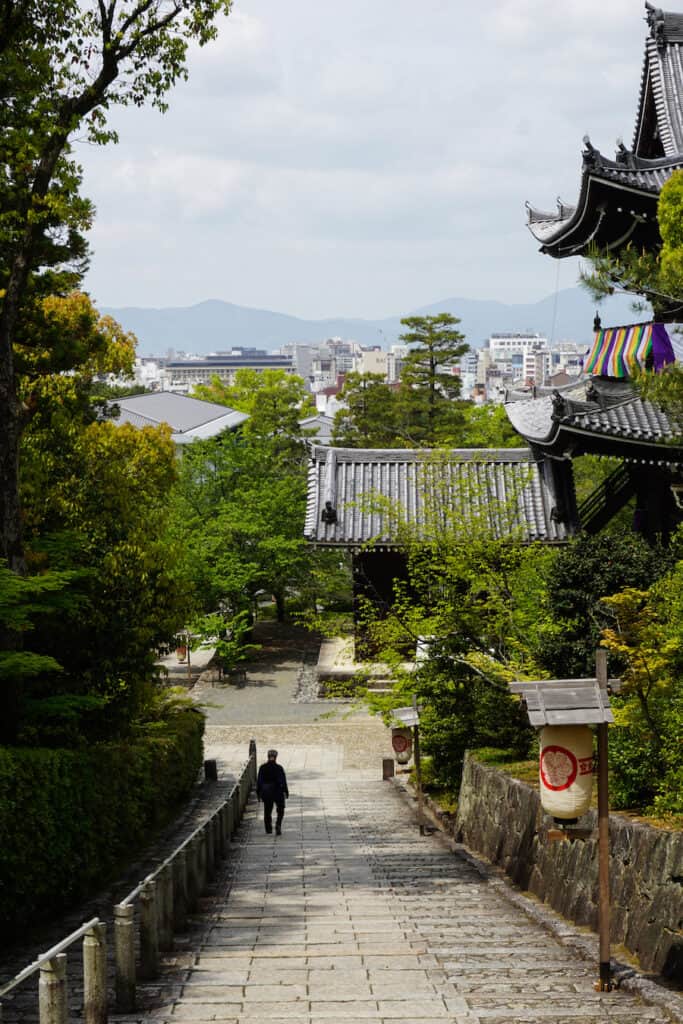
[583,322,674,378]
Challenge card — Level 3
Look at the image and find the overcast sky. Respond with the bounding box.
[79,0,650,319]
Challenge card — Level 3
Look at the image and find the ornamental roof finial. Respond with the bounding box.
[645,3,666,48]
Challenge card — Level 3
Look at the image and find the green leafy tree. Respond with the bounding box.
[532,532,672,679]
[360,456,547,790]
[396,313,469,445]
[0,294,190,739]
[22,419,188,731]
[169,430,311,623]
[1,0,232,574]
[455,403,523,449]
[600,570,683,815]
[331,372,400,448]
[194,368,315,451]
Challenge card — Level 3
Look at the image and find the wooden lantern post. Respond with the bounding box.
[509,650,618,992]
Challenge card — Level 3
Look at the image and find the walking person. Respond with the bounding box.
[257,749,289,835]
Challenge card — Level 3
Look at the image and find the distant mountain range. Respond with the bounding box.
[103,288,649,356]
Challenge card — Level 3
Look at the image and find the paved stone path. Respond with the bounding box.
[115,737,672,1024]
[1,636,679,1023]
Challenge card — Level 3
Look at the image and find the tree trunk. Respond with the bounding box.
[274,592,286,623]
[0,257,28,575]
[0,279,27,741]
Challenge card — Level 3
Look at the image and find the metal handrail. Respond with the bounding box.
[0,742,257,1022]
[117,758,250,907]
[0,917,100,997]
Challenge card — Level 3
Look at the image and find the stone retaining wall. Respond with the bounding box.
[453,752,683,981]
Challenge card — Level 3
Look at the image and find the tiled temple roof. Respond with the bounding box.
[505,377,683,460]
[635,5,683,157]
[525,144,680,252]
[304,445,572,547]
[109,392,248,444]
[526,4,683,257]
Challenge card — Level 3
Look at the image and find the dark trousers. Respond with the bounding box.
[263,794,285,833]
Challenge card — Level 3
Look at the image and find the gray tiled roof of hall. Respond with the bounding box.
[304,444,571,547]
[108,392,248,443]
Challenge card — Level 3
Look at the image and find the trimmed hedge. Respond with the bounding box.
[0,708,204,938]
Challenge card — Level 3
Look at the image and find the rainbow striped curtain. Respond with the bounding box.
[584,322,675,378]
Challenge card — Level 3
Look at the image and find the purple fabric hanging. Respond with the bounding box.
[651,323,676,372]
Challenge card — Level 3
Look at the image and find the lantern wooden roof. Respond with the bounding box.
[509,678,617,727]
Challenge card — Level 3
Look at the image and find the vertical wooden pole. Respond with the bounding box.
[595,648,612,991]
[412,693,425,836]
[83,923,107,1024]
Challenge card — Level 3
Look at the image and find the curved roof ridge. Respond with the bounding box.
[308,443,534,462]
[634,7,683,155]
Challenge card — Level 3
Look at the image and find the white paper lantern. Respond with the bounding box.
[539,725,594,820]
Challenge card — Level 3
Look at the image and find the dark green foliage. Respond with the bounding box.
[396,313,469,445]
[168,413,337,625]
[608,719,663,811]
[535,532,672,677]
[16,694,111,747]
[331,372,400,447]
[0,708,203,937]
[409,666,532,794]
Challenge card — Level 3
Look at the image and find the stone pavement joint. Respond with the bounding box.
[106,735,676,1024]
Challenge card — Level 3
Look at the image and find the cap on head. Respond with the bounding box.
[267,749,278,759]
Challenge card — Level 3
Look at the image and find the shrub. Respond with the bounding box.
[0,707,203,938]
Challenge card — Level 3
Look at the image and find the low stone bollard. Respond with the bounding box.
[158,864,174,952]
[39,954,67,1024]
[173,849,188,931]
[83,922,107,1024]
[218,805,229,857]
[204,759,218,782]
[114,903,136,1012]
[197,827,208,894]
[205,821,216,882]
[139,881,159,980]
[186,837,200,911]
[231,788,240,836]
[382,758,395,780]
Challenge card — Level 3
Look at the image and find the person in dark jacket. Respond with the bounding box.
[256,749,289,835]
